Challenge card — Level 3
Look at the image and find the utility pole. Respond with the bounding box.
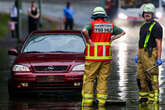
[17,0,22,41]
[38,0,42,28]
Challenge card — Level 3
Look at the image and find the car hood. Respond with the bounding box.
[16,53,84,66]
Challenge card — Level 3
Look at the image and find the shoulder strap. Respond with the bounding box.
[144,22,156,48]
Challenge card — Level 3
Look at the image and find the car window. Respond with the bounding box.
[22,34,86,53]
[121,0,159,8]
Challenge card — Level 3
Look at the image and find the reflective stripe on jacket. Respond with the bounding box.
[144,21,156,48]
[85,19,114,61]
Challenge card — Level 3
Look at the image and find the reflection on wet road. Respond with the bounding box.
[8,97,82,110]
[1,24,165,110]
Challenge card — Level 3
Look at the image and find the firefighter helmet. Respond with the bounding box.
[91,7,107,19]
[142,3,155,18]
[143,3,155,13]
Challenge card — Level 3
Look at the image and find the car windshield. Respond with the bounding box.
[120,0,159,8]
[22,34,85,53]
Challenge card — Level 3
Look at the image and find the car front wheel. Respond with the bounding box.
[8,78,17,99]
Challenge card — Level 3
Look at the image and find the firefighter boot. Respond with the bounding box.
[138,97,148,104]
[138,92,148,104]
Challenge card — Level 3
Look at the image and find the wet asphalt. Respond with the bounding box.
[1,0,165,110]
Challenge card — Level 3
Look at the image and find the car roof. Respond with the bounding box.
[25,30,84,42]
[31,30,82,35]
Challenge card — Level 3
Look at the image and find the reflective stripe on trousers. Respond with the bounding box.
[97,94,108,104]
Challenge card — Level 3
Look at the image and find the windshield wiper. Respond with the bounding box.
[49,51,71,53]
[23,51,43,53]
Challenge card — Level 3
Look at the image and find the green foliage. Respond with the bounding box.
[0,13,64,40]
[0,13,10,40]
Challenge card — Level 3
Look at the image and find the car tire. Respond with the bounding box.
[8,78,17,99]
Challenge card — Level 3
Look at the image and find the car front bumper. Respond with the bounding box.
[10,71,83,91]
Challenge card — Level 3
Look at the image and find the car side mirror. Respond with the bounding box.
[8,49,18,56]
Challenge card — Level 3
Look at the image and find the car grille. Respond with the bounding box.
[34,66,68,72]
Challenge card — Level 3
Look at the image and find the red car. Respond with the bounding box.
[8,30,85,97]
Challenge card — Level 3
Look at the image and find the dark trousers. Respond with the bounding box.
[64,18,74,30]
[28,17,39,34]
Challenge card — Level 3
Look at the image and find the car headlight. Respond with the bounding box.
[12,65,30,72]
[155,12,162,19]
[72,64,84,71]
[118,12,128,20]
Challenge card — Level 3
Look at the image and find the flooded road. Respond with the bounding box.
[1,23,165,110]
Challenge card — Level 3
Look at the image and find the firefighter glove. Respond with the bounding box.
[156,59,162,66]
[134,55,138,63]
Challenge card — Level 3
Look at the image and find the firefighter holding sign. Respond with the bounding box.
[82,7,125,107]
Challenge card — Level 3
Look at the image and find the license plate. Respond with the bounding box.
[37,76,64,82]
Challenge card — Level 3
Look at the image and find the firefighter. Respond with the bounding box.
[82,7,125,107]
[134,3,163,104]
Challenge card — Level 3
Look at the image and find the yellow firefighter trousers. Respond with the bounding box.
[136,48,159,101]
[82,61,111,106]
